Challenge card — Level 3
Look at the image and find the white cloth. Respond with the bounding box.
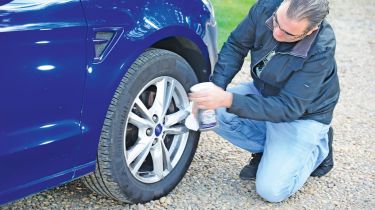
[184,102,199,131]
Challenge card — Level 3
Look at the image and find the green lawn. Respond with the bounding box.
[211,0,256,49]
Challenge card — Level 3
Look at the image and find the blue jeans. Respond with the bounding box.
[213,82,330,202]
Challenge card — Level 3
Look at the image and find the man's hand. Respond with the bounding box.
[188,83,233,114]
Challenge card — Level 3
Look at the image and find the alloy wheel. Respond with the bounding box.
[124,76,190,183]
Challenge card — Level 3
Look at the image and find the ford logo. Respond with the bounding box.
[154,124,163,137]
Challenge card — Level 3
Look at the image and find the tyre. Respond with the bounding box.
[82,48,200,203]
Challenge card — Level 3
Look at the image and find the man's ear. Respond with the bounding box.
[306,26,319,36]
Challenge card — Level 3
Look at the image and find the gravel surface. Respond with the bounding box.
[3,0,375,209]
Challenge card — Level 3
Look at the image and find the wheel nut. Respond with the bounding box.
[146,128,152,136]
[152,115,158,122]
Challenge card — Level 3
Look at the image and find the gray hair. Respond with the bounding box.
[283,0,329,31]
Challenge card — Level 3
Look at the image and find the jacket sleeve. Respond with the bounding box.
[210,3,260,90]
[227,51,335,122]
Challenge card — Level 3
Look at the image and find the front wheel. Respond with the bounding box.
[82,49,200,203]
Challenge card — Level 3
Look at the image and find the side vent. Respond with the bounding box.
[93,31,115,59]
[92,27,123,63]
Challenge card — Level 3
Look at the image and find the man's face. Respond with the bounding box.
[272,1,317,42]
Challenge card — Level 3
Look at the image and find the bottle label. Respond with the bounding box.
[199,109,217,130]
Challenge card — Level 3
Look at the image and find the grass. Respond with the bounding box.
[211,0,256,49]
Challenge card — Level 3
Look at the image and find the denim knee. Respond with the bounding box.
[255,175,296,203]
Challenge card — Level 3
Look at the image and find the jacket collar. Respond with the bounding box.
[265,16,318,58]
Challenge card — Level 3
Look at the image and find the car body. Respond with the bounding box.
[0,0,217,205]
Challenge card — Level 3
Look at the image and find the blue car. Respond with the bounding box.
[0,0,217,205]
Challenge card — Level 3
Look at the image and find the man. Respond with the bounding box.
[189,0,340,202]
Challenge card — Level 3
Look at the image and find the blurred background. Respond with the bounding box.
[211,0,256,49]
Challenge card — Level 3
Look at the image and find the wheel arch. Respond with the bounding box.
[151,35,211,83]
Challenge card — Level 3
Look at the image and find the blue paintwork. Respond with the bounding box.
[0,0,215,205]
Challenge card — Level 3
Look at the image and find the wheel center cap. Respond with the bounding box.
[154,124,163,137]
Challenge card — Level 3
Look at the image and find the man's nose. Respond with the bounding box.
[274,27,284,37]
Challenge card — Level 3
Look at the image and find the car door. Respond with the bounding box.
[0,0,87,196]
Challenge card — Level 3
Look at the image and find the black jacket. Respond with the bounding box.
[211,0,340,125]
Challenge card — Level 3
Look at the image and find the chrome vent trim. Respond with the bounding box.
[94,31,114,59]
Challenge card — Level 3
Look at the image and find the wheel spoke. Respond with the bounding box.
[134,98,153,122]
[164,125,189,135]
[127,138,152,164]
[164,110,189,127]
[151,78,175,119]
[161,80,175,119]
[151,78,168,115]
[150,140,164,178]
[129,112,154,128]
[130,141,153,175]
[161,140,173,172]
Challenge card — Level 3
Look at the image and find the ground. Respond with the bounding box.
[4,0,375,209]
